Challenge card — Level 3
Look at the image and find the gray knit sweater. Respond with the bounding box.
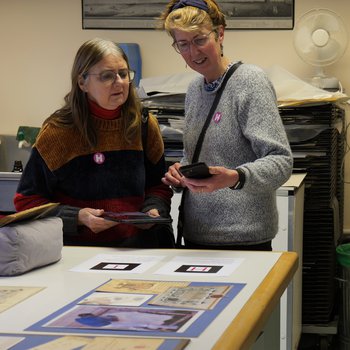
[181,63,293,245]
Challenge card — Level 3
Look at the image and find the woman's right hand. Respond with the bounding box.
[78,208,118,233]
[162,162,185,188]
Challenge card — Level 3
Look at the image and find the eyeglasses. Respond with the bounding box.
[172,30,216,54]
[83,69,135,84]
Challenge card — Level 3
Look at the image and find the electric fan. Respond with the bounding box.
[293,8,348,90]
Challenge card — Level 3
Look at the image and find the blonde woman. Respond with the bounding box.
[160,0,293,250]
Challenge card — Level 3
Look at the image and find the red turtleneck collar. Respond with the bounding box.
[88,99,121,120]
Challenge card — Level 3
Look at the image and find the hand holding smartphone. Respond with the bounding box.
[179,162,212,179]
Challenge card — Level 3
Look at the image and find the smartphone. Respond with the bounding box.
[179,162,212,179]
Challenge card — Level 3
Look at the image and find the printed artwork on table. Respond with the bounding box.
[148,285,232,310]
[0,286,44,313]
[96,279,190,294]
[78,292,152,307]
[27,279,246,338]
[0,333,190,350]
[45,305,200,333]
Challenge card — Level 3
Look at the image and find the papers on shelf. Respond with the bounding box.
[139,71,199,96]
[265,65,348,107]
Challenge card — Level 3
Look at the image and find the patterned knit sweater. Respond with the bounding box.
[14,111,172,246]
[181,63,293,245]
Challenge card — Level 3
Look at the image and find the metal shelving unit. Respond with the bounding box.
[280,102,346,347]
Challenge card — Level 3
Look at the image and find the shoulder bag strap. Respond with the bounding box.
[176,61,242,247]
[191,61,242,163]
[141,107,149,152]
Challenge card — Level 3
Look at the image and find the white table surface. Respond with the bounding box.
[0,247,296,350]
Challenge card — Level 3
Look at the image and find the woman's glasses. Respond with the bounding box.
[172,30,216,54]
[83,69,135,84]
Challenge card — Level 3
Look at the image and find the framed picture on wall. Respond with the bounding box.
[82,0,294,30]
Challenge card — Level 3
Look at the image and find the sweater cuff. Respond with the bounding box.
[55,205,80,236]
[142,196,171,218]
[230,168,246,190]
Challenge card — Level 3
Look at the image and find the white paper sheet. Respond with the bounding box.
[70,254,165,274]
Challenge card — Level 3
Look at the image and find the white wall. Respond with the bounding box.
[1,0,350,229]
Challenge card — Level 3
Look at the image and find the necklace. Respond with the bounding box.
[204,62,234,92]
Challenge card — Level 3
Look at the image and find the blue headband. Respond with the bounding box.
[170,0,208,12]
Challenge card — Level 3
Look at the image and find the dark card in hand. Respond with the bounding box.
[102,211,172,224]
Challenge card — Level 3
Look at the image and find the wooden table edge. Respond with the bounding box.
[213,251,299,350]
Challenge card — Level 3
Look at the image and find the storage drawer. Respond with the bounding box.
[0,172,21,212]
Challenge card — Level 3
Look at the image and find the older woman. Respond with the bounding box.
[14,38,173,247]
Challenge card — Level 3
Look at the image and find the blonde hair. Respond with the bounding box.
[158,0,226,36]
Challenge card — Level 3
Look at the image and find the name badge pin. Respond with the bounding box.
[93,152,105,164]
[213,112,222,123]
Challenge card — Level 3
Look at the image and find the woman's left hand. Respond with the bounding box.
[135,208,160,229]
[183,166,239,193]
